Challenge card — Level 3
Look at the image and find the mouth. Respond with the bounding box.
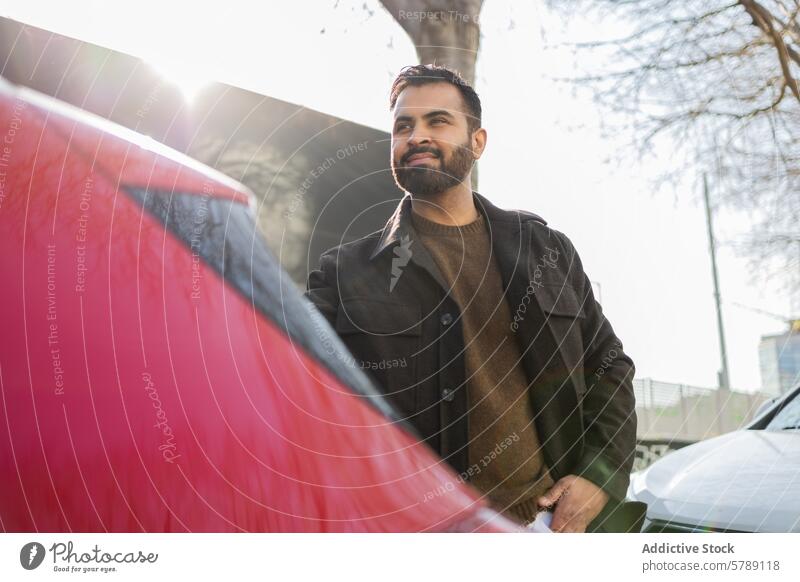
[405,152,438,167]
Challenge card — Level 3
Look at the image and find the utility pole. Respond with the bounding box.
[703,174,731,391]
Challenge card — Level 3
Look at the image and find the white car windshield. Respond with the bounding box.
[765,391,800,431]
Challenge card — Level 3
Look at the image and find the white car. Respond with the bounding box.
[628,385,800,532]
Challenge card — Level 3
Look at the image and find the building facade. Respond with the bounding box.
[759,322,800,396]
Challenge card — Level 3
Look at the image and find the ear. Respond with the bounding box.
[471,127,487,160]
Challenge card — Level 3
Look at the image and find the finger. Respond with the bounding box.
[549,500,575,532]
[552,491,588,532]
[549,506,566,532]
[552,512,583,533]
[558,495,594,533]
[537,478,570,507]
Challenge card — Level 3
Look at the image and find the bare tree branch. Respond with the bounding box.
[548,0,800,291]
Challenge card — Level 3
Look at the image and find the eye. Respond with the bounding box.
[431,117,447,125]
[394,122,411,132]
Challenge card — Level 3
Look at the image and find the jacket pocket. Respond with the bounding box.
[536,283,586,319]
[536,284,587,398]
[334,297,421,417]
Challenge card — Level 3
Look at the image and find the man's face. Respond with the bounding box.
[390,83,477,197]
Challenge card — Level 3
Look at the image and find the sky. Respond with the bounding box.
[3,0,795,392]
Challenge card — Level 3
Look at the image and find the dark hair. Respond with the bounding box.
[389,64,482,134]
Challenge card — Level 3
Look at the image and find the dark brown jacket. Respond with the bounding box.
[305,191,643,531]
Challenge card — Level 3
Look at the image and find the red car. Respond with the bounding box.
[0,78,518,532]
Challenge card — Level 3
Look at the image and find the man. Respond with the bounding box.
[305,64,642,533]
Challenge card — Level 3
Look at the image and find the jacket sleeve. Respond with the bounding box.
[559,233,637,502]
[304,250,340,329]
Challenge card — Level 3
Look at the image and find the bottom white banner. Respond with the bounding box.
[1,533,798,581]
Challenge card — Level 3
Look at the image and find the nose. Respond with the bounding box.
[406,127,431,148]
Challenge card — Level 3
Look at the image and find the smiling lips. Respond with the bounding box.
[406,152,438,166]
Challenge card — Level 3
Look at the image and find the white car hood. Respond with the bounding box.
[630,430,800,532]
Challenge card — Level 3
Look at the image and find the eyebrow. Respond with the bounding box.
[393,109,456,126]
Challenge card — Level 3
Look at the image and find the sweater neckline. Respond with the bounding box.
[411,209,486,236]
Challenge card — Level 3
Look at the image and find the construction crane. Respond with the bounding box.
[730,302,800,333]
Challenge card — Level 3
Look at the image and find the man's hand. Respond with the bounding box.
[537,475,609,533]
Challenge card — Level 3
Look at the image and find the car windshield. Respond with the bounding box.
[765,391,800,431]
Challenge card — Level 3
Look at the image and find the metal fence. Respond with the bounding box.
[632,378,772,471]
[633,378,770,441]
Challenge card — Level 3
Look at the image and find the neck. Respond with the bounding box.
[409,181,478,226]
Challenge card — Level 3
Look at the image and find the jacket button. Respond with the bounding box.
[442,388,455,402]
[440,312,453,326]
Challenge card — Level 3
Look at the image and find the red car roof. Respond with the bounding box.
[0,77,253,205]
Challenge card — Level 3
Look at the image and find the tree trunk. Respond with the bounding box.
[379,0,483,85]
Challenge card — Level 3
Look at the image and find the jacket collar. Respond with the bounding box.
[368,190,546,262]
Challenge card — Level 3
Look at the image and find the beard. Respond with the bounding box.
[391,139,474,197]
